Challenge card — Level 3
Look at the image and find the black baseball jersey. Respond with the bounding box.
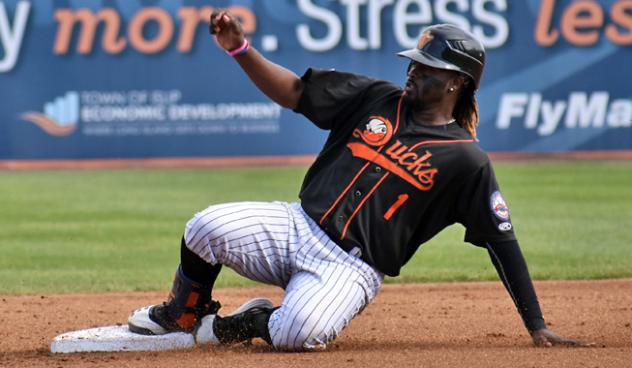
[295,69,516,277]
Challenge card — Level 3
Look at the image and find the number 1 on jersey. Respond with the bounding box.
[384,194,409,220]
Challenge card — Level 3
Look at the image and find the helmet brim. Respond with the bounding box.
[397,48,461,73]
[398,48,480,89]
[397,49,459,72]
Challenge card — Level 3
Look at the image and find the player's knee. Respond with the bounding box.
[270,311,336,351]
[272,328,332,351]
[183,209,224,264]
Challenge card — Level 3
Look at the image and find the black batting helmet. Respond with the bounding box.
[398,24,485,89]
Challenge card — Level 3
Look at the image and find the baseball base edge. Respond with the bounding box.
[50,325,196,353]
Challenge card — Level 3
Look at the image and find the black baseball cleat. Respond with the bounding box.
[128,300,221,335]
[195,298,276,345]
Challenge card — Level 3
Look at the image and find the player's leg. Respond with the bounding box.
[183,201,293,287]
[269,266,379,350]
[184,201,297,344]
[195,269,374,350]
[268,203,383,350]
[194,203,382,349]
[129,201,293,336]
[127,237,223,335]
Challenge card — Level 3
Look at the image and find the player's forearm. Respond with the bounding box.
[209,10,303,110]
[234,48,303,110]
[486,239,546,332]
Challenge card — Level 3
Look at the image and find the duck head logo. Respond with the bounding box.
[352,116,393,147]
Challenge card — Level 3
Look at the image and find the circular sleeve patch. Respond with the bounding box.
[490,191,510,220]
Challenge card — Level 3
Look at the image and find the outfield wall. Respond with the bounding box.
[1,0,631,161]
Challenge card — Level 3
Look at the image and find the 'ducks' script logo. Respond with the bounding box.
[347,140,437,191]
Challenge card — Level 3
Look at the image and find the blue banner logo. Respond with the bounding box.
[21,92,79,136]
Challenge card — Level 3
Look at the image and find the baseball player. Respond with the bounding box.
[128,11,591,350]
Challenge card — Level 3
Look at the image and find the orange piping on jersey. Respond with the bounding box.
[319,92,406,225]
[407,139,475,152]
[341,172,391,240]
[319,161,372,224]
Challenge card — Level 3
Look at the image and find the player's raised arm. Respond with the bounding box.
[210,10,303,110]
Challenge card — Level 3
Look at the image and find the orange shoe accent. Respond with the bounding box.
[185,292,199,308]
[176,313,197,330]
[173,292,200,329]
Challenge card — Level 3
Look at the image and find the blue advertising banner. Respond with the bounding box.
[1,0,631,161]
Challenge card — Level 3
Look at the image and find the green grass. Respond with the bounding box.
[1,161,631,294]
[398,161,632,283]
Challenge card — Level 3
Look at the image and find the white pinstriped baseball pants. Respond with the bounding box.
[184,201,383,350]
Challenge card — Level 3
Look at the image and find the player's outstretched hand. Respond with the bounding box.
[209,10,244,52]
[530,328,595,347]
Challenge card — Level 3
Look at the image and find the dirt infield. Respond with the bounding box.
[1,279,630,368]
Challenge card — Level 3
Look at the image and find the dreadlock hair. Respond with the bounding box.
[453,80,479,139]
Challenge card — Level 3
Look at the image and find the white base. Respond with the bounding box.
[51,325,195,353]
